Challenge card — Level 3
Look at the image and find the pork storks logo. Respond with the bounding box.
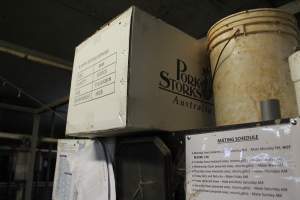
[159,59,212,101]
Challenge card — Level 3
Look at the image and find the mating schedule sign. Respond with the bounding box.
[186,120,300,200]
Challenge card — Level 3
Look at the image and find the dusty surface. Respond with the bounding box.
[210,33,298,126]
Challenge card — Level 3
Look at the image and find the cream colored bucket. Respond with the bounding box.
[289,51,300,115]
[207,8,299,126]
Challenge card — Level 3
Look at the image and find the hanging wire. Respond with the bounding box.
[0,74,67,121]
[211,28,240,88]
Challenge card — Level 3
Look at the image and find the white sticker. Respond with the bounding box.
[66,8,132,134]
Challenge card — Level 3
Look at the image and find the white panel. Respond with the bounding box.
[186,120,300,200]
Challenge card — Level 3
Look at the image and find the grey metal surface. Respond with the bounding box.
[260,99,281,121]
[117,137,172,200]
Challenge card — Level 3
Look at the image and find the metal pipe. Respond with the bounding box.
[40,137,58,143]
[0,103,35,113]
[0,40,72,71]
[0,132,29,140]
[35,96,69,114]
[0,132,58,143]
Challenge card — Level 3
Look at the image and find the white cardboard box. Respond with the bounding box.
[66,6,214,136]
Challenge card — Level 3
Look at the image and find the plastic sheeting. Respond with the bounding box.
[52,139,115,200]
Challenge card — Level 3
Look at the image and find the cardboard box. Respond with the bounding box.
[66,6,214,136]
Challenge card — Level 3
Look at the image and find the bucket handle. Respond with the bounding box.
[211,29,240,87]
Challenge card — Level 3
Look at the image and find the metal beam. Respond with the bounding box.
[279,0,300,14]
[35,96,69,113]
[25,115,40,200]
[0,131,58,143]
[0,40,72,71]
[0,97,69,114]
[0,146,57,153]
[40,137,58,143]
[0,103,35,113]
[0,132,29,140]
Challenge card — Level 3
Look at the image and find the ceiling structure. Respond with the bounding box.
[0,0,297,137]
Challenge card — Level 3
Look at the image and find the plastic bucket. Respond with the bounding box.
[207,8,299,126]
